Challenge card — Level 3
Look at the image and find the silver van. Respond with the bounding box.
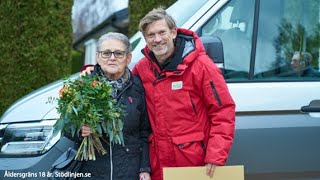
[1,0,320,179]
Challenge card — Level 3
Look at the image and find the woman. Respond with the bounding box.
[79,32,151,180]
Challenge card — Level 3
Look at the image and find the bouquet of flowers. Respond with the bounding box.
[48,75,125,161]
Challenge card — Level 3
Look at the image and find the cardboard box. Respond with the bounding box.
[163,165,244,180]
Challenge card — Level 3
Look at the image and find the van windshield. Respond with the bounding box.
[166,0,208,27]
[129,0,208,68]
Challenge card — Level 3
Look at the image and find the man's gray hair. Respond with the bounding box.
[97,32,132,52]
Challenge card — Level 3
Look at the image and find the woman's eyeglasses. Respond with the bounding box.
[98,50,127,58]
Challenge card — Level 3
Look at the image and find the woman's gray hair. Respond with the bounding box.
[97,32,132,52]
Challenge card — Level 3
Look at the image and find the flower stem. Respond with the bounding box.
[74,134,107,161]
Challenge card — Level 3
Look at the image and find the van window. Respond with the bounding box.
[254,0,320,80]
[200,0,320,81]
[166,0,208,27]
[201,0,255,80]
[131,37,141,51]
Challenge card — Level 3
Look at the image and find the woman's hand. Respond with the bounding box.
[81,125,91,137]
[139,172,151,180]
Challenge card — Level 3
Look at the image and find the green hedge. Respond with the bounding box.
[128,0,177,37]
[0,1,73,115]
[71,50,84,73]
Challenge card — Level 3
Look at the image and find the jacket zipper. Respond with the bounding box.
[210,81,222,107]
[109,143,113,180]
[110,81,132,180]
[152,74,166,86]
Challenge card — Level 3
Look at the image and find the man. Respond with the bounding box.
[134,8,235,180]
[82,7,235,180]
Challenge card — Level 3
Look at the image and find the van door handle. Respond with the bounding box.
[301,106,320,112]
[301,100,320,113]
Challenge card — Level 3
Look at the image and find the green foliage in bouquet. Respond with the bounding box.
[49,75,125,161]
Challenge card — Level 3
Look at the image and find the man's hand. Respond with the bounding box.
[139,172,151,180]
[205,163,217,178]
[80,66,94,77]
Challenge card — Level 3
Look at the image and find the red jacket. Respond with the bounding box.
[132,28,235,180]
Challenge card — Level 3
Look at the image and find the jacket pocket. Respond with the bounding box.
[124,144,142,153]
[172,132,205,166]
[166,89,197,122]
[114,144,141,179]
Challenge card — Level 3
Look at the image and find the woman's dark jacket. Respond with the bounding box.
[66,65,151,180]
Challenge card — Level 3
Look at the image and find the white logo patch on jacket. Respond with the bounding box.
[172,81,183,90]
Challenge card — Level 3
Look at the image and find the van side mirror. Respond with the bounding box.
[200,36,224,65]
